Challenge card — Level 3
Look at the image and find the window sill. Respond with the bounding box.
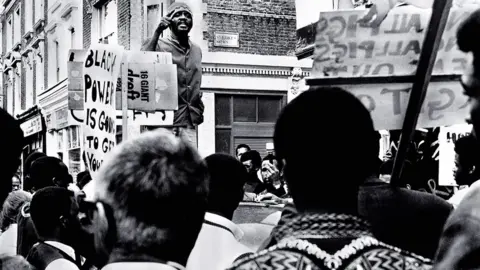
[12,42,21,52]
[33,18,45,31]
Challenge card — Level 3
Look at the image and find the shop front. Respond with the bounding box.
[16,106,46,179]
[39,78,84,180]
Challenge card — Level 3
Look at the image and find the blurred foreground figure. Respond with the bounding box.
[0,255,34,270]
[0,190,31,256]
[434,9,480,270]
[187,153,252,270]
[88,129,209,270]
[0,108,25,207]
[228,87,432,270]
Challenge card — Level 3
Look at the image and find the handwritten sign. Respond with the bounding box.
[68,109,174,126]
[336,80,469,130]
[68,49,178,111]
[214,32,240,48]
[438,124,472,186]
[82,44,124,174]
[312,5,474,78]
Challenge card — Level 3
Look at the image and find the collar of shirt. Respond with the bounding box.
[44,241,76,261]
[167,37,191,54]
[102,262,185,270]
[204,212,244,240]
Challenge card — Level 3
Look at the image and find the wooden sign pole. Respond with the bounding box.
[121,62,129,142]
[390,0,453,187]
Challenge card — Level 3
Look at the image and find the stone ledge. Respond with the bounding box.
[208,8,296,20]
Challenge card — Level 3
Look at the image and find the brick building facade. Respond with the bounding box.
[0,0,312,176]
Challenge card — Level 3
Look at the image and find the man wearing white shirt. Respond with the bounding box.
[26,187,83,270]
[187,154,252,270]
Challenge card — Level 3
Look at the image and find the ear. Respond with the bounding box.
[59,215,69,229]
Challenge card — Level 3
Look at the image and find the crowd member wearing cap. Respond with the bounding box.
[0,108,25,208]
[16,156,73,258]
[22,151,46,192]
[142,2,204,148]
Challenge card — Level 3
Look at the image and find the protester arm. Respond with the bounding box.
[141,29,163,51]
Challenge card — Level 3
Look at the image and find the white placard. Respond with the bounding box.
[214,32,240,48]
[82,44,124,175]
[438,124,472,186]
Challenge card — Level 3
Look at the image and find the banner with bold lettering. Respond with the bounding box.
[338,80,469,130]
[312,5,474,78]
[68,50,177,111]
[438,124,472,186]
[83,44,124,174]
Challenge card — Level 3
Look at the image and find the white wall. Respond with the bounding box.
[295,0,333,29]
[197,92,215,158]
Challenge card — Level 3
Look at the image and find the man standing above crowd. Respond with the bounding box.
[142,2,204,148]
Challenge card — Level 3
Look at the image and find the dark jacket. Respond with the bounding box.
[27,242,80,270]
[142,37,204,127]
[358,178,453,259]
[434,184,480,269]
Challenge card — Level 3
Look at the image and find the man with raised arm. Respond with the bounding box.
[142,2,204,148]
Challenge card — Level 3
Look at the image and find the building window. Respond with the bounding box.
[144,0,172,39]
[98,0,117,44]
[55,40,60,82]
[70,28,75,49]
[215,94,285,155]
[6,18,12,51]
[14,7,21,45]
[25,0,32,32]
[34,0,44,23]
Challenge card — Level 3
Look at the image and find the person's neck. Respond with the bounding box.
[171,31,189,47]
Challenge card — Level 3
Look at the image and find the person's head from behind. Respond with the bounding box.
[0,109,25,206]
[23,151,46,191]
[236,144,251,160]
[28,156,72,192]
[0,190,31,232]
[76,171,92,190]
[457,9,480,138]
[274,87,378,213]
[0,255,34,270]
[240,150,262,174]
[167,2,193,37]
[204,153,248,220]
[261,154,282,184]
[454,134,480,186]
[92,129,209,265]
[30,187,81,247]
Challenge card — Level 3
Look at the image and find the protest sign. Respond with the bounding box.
[311,5,473,78]
[336,80,468,130]
[438,124,472,186]
[82,44,124,174]
[68,50,177,111]
[68,109,174,126]
[68,50,87,110]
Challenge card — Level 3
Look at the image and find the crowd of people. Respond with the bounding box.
[1,2,480,270]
